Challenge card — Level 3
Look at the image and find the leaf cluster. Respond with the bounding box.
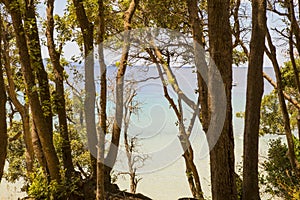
[261,138,300,199]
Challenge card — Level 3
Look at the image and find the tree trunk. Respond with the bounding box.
[31,119,49,175]
[186,2,209,196]
[124,98,136,194]
[289,26,300,139]
[207,0,237,199]
[96,0,106,199]
[130,172,137,194]
[46,0,75,179]
[2,28,34,175]
[242,0,266,199]
[72,0,98,178]
[105,0,139,180]
[265,28,300,177]
[24,0,53,135]
[286,0,300,57]
[186,0,209,132]
[0,12,8,182]
[23,112,34,174]
[286,0,300,139]
[3,0,60,181]
[145,38,204,198]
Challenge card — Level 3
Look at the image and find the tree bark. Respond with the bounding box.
[207,0,237,199]
[105,0,139,180]
[265,28,300,177]
[96,0,106,199]
[242,0,266,199]
[31,119,49,175]
[285,0,300,56]
[24,0,53,135]
[72,0,98,178]
[289,26,300,139]
[123,91,137,194]
[186,0,208,132]
[147,45,204,199]
[2,0,60,181]
[3,39,34,174]
[46,0,75,179]
[23,112,34,174]
[1,19,35,174]
[0,12,8,182]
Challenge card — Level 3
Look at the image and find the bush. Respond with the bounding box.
[28,168,83,200]
[261,138,300,199]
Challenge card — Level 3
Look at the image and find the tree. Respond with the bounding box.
[72,0,98,179]
[242,0,266,199]
[145,44,204,199]
[287,0,300,139]
[260,60,300,136]
[24,0,53,137]
[265,26,300,177]
[122,86,147,194]
[0,10,7,182]
[2,20,36,175]
[96,0,106,199]
[207,0,237,199]
[1,0,61,181]
[186,0,209,133]
[46,0,75,179]
[267,0,300,139]
[104,0,139,185]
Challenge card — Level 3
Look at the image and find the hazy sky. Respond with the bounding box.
[37,0,289,68]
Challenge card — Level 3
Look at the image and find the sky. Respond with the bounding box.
[36,0,289,68]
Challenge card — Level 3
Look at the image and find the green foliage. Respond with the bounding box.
[68,124,92,175]
[235,162,243,200]
[260,91,285,135]
[259,58,299,135]
[236,91,288,135]
[137,0,189,31]
[232,49,248,66]
[261,138,300,199]
[4,120,26,182]
[28,168,56,200]
[282,59,300,91]
[28,168,83,200]
[238,59,300,135]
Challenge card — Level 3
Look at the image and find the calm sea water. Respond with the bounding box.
[0,67,278,199]
[114,66,279,199]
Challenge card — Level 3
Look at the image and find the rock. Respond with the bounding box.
[106,191,152,200]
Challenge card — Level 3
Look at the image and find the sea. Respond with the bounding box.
[0,66,282,200]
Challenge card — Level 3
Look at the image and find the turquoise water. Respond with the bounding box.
[115,66,278,199]
[0,67,278,199]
